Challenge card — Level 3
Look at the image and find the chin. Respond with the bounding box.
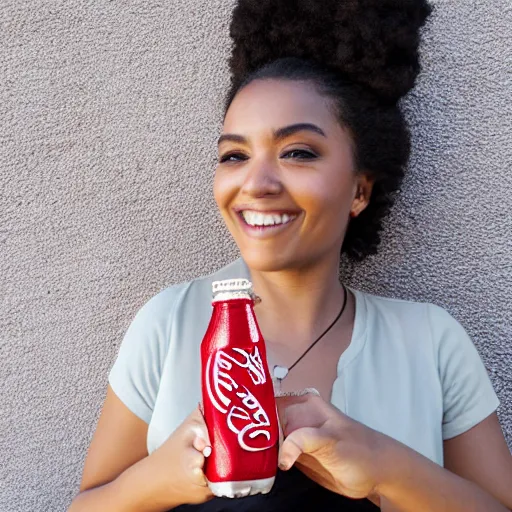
[239,246,303,273]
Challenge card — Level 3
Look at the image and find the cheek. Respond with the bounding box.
[290,173,353,241]
[292,177,350,218]
[213,170,232,212]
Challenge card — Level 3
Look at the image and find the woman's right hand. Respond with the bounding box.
[140,405,214,509]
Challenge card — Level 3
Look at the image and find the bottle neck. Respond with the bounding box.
[212,291,253,303]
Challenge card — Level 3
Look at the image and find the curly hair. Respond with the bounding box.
[222,0,433,262]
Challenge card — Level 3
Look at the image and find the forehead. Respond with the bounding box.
[223,79,341,136]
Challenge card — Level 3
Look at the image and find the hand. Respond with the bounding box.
[276,392,395,503]
[143,406,214,509]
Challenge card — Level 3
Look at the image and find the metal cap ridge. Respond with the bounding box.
[212,278,254,302]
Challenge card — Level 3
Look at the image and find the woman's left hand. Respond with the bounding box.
[276,391,395,503]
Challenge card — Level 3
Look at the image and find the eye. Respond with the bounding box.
[281,149,317,160]
[218,152,248,164]
[218,149,317,164]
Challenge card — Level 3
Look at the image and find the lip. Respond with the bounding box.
[233,208,302,240]
[232,205,302,216]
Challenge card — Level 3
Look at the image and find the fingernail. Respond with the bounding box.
[202,446,212,457]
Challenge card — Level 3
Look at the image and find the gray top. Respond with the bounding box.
[109,257,500,466]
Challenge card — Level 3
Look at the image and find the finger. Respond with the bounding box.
[276,394,327,436]
[278,426,319,470]
[188,406,212,456]
[186,446,205,469]
[185,447,209,487]
[275,395,307,435]
[192,435,212,457]
[275,392,311,413]
[192,467,208,488]
[275,390,324,418]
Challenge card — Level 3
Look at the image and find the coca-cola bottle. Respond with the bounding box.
[201,278,279,498]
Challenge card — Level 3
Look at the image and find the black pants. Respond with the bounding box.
[171,466,380,512]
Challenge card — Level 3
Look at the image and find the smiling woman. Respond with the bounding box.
[68,1,512,511]
[214,79,370,273]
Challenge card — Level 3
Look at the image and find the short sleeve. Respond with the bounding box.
[427,303,500,440]
[108,284,185,424]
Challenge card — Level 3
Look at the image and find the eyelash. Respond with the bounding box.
[218,149,317,164]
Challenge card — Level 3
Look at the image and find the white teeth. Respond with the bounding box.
[241,211,297,227]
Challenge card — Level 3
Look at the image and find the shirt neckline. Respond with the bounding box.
[229,258,368,373]
[338,285,368,372]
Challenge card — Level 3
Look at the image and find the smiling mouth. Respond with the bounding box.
[238,210,299,228]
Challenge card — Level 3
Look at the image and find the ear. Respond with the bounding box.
[349,174,374,218]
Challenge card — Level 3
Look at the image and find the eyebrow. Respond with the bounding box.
[217,123,327,146]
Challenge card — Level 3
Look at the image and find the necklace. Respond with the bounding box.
[272,283,348,392]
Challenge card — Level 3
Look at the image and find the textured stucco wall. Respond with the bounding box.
[1,0,511,510]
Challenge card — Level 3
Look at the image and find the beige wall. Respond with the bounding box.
[1,0,511,510]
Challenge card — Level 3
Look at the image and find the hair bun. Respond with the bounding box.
[228,0,433,103]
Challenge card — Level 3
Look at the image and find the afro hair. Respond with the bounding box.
[228,0,432,103]
[223,0,433,261]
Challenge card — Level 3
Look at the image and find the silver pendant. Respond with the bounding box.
[272,365,289,393]
[273,365,289,380]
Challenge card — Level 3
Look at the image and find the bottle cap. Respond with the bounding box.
[212,278,255,302]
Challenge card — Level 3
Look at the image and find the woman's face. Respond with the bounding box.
[214,79,367,272]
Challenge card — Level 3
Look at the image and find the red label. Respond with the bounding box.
[205,345,277,452]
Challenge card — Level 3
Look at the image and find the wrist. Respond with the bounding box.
[372,434,411,500]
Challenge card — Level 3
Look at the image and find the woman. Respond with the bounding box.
[68,0,512,510]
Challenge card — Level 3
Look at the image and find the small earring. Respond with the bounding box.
[350,210,357,218]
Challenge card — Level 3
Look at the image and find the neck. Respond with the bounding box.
[247,254,347,351]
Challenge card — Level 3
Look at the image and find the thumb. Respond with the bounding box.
[278,426,320,471]
[189,406,212,457]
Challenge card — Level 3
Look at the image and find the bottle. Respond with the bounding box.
[201,278,279,498]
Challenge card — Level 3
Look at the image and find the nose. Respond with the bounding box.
[240,158,283,198]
